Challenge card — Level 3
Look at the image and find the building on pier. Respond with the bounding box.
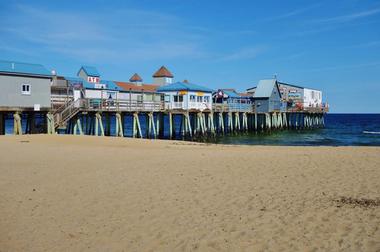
[251,79,282,113]
[157,80,213,111]
[213,89,253,112]
[115,72,162,106]
[0,60,52,111]
[247,79,325,112]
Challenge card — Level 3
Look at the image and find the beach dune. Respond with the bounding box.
[0,135,379,251]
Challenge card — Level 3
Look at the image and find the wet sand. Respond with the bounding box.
[0,135,379,251]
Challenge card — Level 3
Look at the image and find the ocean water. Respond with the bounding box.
[3,113,380,146]
[214,114,380,146]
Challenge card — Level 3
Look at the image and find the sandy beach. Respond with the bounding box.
[0,135,379,251]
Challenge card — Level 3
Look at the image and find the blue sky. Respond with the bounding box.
[1,0,379,113]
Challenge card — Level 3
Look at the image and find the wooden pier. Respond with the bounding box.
[0,98,327,139]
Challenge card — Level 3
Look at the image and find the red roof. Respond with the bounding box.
[115,81,159,93]
[129,73,142,82]
[152,66,173,78]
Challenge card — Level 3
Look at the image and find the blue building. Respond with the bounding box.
[213,89,252,112]
[252,79,282,113]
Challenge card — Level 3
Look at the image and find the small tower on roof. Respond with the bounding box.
[129,73,143,86]
[152,66,173,86]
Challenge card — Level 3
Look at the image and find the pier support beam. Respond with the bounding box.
[185,113,192,138]
[133,112,142,138]
[73,117,83,135]
[0,113,5,135]
[147,112,156,139]
[115,113,124,137]
[13,112,22,135]
[208,112,215,135]
[95,112,105,136]
[46,112,55,134]
[168,112,173,139]
[218,112,224,134]
[227,112,233,132]
[234,112,241,131]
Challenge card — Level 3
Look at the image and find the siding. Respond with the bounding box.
[0,75,51,108]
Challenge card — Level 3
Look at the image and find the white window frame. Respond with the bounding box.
[21,83,31,95]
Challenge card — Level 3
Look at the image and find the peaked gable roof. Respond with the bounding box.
[253,79,281,98]
[0,60,51,77]
[129,73,142,82]
[156,81,213,93]
[78,66,100,77]
[152,66,173,78]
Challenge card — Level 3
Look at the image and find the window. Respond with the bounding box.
[21,84,31,95]
[197,96,203,102]
[204,96,210,103]
[190,95,196,102]
[164,95,170,102]
[174,95,183,102]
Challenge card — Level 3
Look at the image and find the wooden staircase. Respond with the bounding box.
[53,99,83,129]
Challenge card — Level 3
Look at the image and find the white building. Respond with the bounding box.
[157,80,213,111]
[303,88,322,108]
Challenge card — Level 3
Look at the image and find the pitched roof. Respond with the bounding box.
[156,81,213,93]
[0,60,51,76]
[129,73,142,82]
[152,66,173,78]
[78,66,100,77]
[253,79,281,98]
[115,81,159,93]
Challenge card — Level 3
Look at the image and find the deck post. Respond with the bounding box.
[13,112,22,135]
[115,113,123,137]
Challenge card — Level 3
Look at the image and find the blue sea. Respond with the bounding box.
[214,114,380,146]
[3,114,380,146]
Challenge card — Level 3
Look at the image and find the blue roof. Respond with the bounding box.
[254,79,279,98]
[78,66,100,77]
[222,89,240,98]
[101,80,120,91]
[156,81,213,93]
[0,60,51,76]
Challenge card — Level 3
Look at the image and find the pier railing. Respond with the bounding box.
[212,103,253,113]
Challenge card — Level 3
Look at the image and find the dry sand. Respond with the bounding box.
[0,135,379,252]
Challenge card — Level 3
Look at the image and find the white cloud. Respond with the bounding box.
[0,4,207,62]
[314,7,380,24]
